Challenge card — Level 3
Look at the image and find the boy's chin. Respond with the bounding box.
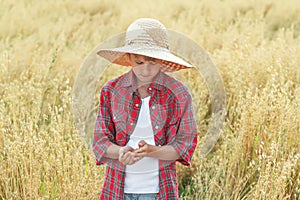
[137,78,152,85]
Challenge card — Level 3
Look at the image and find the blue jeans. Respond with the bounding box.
[124,193,158,200]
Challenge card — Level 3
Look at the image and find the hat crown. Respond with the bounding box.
[125,18,169,50]
[97,18,192,72]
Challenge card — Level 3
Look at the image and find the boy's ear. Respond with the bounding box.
[115,53,131,66]
[123,53,131,66]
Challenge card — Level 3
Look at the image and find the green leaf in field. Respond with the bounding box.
[40,180,45,197]
[51,173,60,199]
[85,159,89,176]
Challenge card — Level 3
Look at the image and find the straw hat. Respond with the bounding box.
[97,18,193,72]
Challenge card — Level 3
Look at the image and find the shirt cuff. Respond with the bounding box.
[169,142,192,166]
[93,138,113,165]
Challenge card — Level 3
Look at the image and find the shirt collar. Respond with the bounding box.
[122,70,167,92]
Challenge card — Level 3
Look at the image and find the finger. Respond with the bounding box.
[122,152,134,165]
[119,151,129,163]
[129,155,142,165]
[127,152,142,164]
[133,155,144,162]
[135,149,143,154]
[122,146,134,154]
[127,156,136,165]
[135,145,147,153]
[119,154,126,163]
[135,152,147,157]
[133,148,140,153]
[119,150,124,158]
[138,140,147,148]
[122,151,131,160]
[125,146,134,151]
[127,158,136,165]
[119,146,134,161]
[119,147,127,158]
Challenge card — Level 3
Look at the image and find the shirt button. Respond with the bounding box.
[135,104,139,107]
[148,87,152,91]
[130,122,134,126]
[155,125,159,129]
[152,106,155,109]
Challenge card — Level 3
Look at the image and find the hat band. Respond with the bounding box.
[126,39,169,50]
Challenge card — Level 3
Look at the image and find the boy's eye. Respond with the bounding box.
[134,60,157,65]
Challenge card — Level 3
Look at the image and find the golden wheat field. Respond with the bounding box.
[1,0,300,199]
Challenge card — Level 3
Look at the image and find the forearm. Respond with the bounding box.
[104,143,121,159]
[146,145,180,161]
[105,144,142,165]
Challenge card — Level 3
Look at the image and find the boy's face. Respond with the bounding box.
[129,54,161,86]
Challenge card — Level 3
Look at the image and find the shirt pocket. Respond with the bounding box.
[155,104,168,126]
[152,104,168,145]
[112,110,128,136]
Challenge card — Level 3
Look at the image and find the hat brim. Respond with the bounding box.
[97,44,193,72]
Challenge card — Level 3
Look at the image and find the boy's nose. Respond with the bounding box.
[141,64,151,75]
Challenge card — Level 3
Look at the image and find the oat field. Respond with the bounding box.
[0,0,300,199]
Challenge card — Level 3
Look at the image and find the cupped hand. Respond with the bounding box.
[119,146,143,165]
[135,140,156,157]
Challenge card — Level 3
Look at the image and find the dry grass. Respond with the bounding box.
[1,0,300,199]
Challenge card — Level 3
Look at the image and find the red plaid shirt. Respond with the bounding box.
[93,70,197,200]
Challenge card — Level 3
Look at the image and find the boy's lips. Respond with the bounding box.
[140,75,151,78]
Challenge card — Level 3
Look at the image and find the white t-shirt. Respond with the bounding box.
[124,96,159,193]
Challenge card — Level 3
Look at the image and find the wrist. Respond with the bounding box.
[118,146,125,157]
[105,143,122,159]
[147,145,160,157]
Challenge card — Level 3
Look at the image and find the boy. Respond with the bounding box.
[93,18,197,200]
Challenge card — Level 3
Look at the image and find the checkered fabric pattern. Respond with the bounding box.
[93,70,197,200]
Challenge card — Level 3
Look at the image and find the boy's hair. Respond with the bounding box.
[128,53,158,62]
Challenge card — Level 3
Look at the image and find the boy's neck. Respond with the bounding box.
[138,84,150,98]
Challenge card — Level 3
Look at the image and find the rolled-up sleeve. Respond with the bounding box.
[168,90,198,166]
[93,86,115,165]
